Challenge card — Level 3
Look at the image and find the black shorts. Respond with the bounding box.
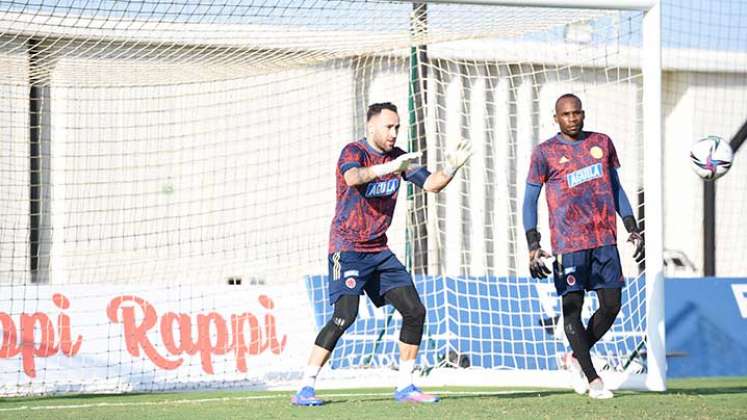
[328,249,413,307]
[552,245,625,296]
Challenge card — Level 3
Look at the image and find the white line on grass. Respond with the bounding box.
[0,390,524,412]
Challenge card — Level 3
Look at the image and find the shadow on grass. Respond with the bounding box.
[591,384,747,400]
[0,391,197,405]
[296,391,569,406]
[440,390,570,401]
[290,399,351,406]
[338,390,570,403]
[664,386,747,396]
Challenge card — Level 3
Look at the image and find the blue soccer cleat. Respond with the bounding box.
[291,386,324,406]
[394,385,440,404]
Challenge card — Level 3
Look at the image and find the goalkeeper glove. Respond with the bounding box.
[444,138,472,177]
[526,229,552,279]
[371,151,422,177]
[623,216,644,263]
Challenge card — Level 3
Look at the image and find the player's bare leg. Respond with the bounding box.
[292,348,329,406]
[301,345,331,387]
[292,295,359,406]
[398,342,418,391]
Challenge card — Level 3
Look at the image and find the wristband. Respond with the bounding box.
[623,216,638,234]
[526,228,541,252]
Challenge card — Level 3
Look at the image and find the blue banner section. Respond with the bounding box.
[665,277,747,377]
[305,275,644,371]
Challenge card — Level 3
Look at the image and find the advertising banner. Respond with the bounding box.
[0,284,315,395]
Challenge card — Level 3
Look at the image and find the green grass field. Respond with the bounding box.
[2,377,745,420]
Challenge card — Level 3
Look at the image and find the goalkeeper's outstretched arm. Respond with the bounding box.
[343,152,422,186]
[422,138,472,193]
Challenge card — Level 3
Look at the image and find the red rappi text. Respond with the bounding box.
[106,294,287,374]
[0,293,83,378]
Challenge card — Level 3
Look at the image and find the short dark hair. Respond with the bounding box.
[367,102,398,121]
[555,93,582,112]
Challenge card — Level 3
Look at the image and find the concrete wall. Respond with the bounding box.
[0,39,30,281]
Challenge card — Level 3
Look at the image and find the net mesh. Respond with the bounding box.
[3,0,743,396]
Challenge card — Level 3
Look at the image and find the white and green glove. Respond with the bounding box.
[444,138,472,177]
[371,151,422,177]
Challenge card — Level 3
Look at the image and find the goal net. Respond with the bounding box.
[0,0,664,395]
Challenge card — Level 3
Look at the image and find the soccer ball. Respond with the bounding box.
[689,135,733,181]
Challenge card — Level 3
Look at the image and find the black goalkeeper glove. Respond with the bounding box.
[526,229,552,279]
[623,216,644,263]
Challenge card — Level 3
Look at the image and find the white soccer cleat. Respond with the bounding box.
[588,379,614,400]
[561,352,588,395]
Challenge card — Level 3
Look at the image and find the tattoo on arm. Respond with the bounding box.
[344,167,376,186]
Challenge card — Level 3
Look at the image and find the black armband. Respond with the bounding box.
[623,216,639,234]
[526,229,541,251]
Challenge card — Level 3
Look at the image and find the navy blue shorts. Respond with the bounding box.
[328,250,414,307]
[552,245,624,296]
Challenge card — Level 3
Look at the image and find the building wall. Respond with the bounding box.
[0,46,744,285]
[663,71,747,277]
[0,39,30,280]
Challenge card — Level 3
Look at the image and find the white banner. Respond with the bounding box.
[0,283,315,395]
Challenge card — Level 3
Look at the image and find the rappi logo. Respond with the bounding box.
[0,293,83,378]
[106,294,286,374]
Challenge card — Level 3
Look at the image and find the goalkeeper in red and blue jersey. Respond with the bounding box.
[292,102,471,406]
[523,94,644,400]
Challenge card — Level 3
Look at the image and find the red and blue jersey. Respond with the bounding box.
[526,131,621,254]
[329,139,429,253]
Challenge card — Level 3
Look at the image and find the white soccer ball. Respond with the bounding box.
[689,135,733,181]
